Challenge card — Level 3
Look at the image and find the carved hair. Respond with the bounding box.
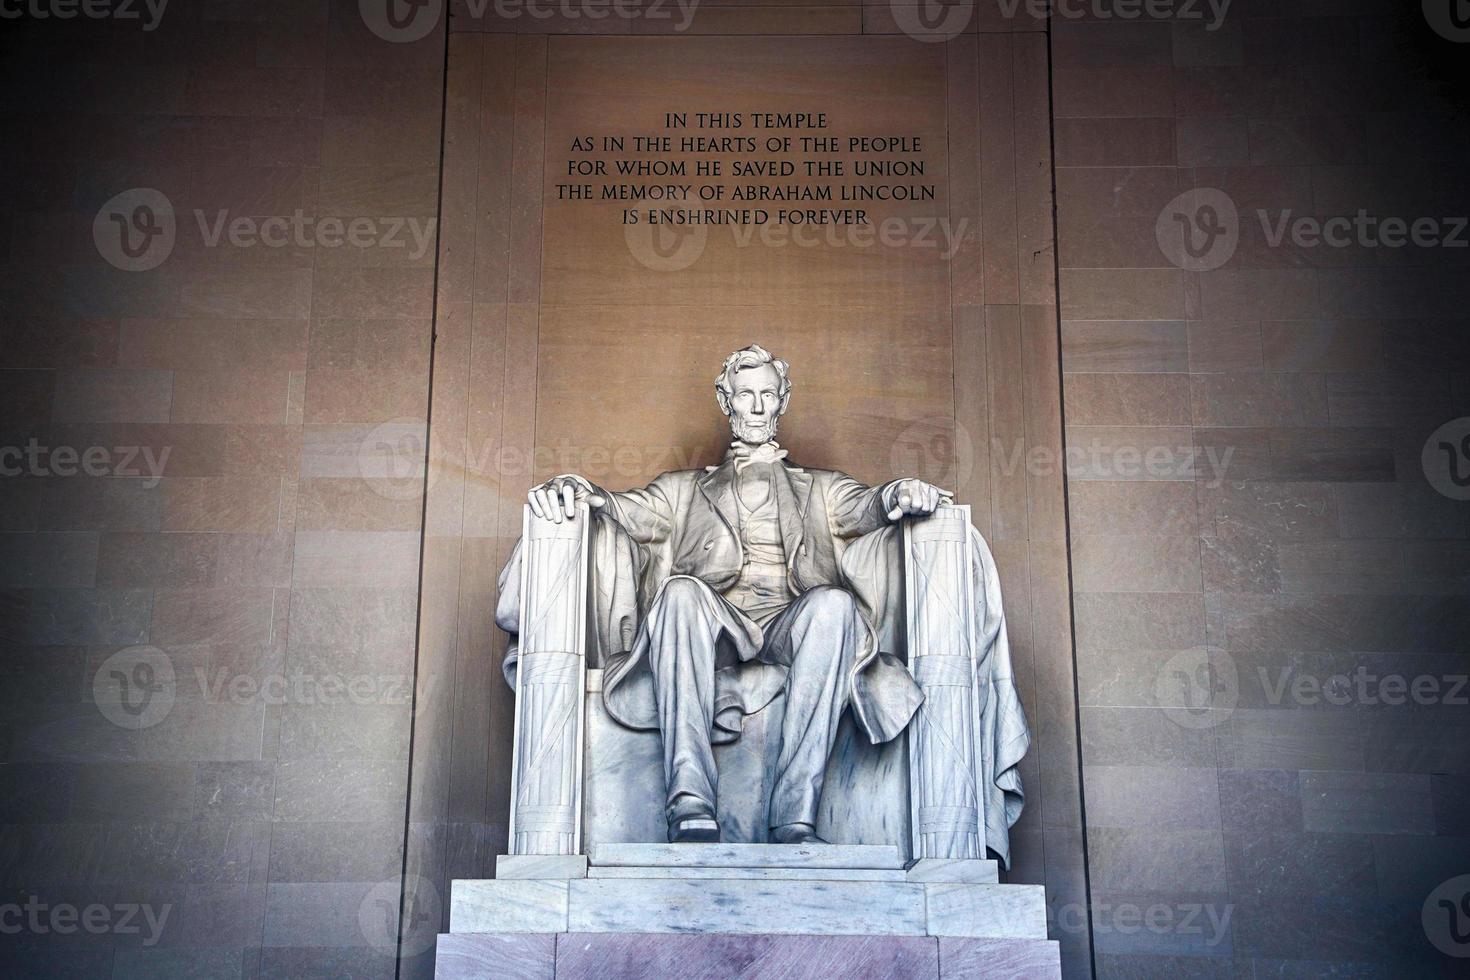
[714,344,792,416]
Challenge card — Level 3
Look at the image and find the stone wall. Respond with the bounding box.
[3,2,1467,978]
[0,1,443,976]
[1053,3,1470,975]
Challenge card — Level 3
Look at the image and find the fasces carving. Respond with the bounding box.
[508,505,590,856]
[905,504,982,861]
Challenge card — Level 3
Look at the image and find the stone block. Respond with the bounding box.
[449,880,568,934]
[565,878,926,935]
[906,859,1000,884]
[496,855,588,879]
[924,883,1049,939]
[435,934,554,980]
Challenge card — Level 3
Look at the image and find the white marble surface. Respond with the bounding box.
[905,858,999,884]
[588,842,904,869]
[588,866,905,881]
[450,878,1052,939]
[924,883,1048,939]
[566,878,927,935]
[450,880,568,934]
[584,670,667,847]
[496,855,588,879]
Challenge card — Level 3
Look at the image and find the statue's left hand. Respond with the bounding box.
[886,478,954,521]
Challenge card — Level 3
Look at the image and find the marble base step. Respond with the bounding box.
[435,933,1063,980]
[586,859,998,884]
[449,877,1047,939]
[587,842,904,870]
[589,865,906,881]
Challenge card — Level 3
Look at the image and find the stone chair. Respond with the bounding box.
[505,501,990,864]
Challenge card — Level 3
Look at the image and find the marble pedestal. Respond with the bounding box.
[437,844,1061,979]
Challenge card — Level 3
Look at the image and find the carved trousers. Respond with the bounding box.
[641,575,862,832]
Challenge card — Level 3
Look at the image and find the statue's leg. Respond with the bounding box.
[763,585,861,837]
[641,575,725,837]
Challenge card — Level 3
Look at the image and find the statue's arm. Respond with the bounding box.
[599,473,678,545]
[826,473,900,538]
[827,473,954,537]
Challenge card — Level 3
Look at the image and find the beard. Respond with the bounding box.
[729,413,778,444]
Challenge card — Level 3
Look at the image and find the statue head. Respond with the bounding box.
[715,345,791,445]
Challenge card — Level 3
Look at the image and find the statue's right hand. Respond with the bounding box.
[527,475,607,524]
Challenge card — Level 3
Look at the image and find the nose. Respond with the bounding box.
[750,401,765,415]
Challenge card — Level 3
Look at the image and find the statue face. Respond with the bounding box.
[726,362,784,444]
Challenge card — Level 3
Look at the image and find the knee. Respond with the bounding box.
[805,585,858,616]
[659,575,711,609]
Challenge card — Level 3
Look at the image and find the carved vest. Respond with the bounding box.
[723,463,790,624]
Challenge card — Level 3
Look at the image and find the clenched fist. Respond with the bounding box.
[885,478,953,522]
[527,475,607,524]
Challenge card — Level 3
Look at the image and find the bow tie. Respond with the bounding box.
[728,441,788,468]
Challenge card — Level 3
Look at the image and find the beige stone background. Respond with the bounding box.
[2,2,1468,980]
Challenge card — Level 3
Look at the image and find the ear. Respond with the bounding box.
[777,389,790,416]
[715,387,732,416]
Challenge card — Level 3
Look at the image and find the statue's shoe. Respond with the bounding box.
[669,816,721,843]
[770,822,829,845]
